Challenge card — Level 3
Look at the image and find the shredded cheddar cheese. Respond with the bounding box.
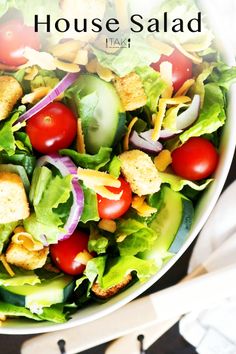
[77,168,121,188]
[152,96,191,141]
[98,219,117,233]
[92,185,123,201]
[0,255,15,277]
[123,117,138,151]
[76,119,86,154]
[131,195,157,217]
[154,150,172,172]
[174,79,195,97]
[75,250,93,265]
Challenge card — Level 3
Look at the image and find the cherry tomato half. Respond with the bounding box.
[50,230,91,275]
[151,49,193,92]
[0,19,40,66]
[97,177,132,220]
[26,102,77,154]
[171,137,219,181]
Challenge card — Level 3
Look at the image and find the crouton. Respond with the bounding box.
[0,76,23,121]
[6,243,49,270]
[113,72,147,111]
[91,273,132,299]
[119,150,161,196]
[0,172,29,223]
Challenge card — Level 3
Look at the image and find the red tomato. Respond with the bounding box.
[50,230,91,275]
[26,102,77,154]
[97,177,132,220]
[0,19,40,66]
[151,49,193,92]
[171,137,219,181]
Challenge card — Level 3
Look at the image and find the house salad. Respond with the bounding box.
[0,0,236,325]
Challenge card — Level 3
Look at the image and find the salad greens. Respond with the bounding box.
[0,0,236,326]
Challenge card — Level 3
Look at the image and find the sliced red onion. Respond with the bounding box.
[37,154,84,241]
[140,129,181,142]
[130,131,162,154]
[16,72,80,124]
[176,94,201,130]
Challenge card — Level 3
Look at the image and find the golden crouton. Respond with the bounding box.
[0,76,23,121]
[113,72,147,111]
[119,150,161,196]
[91,273,132,299]
[6,243,49,270]
[0,172,29,223]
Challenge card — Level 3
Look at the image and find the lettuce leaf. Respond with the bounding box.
[80,183,99,224]
[24,167,73,244]
[0,301,41,321]
[159,172,213,192]
[180,83,226,143]
[92,37,160,77]
[60,147,112,170]
[0,109,25,156]
[100,256,158,290]
[30,69,60,91]
[135,66,167,112]
[38,304,69,323]
[0,222,18,253]
[115,219,157,256]
[88,226,109,255]
[83,255,158,291]
[0,264,40,287]
[209,62,236,90]
[109,156,121,178]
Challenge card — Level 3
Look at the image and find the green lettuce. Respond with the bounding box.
[38,304,69,323]
[159,172,213,192]
[80,183,99,224]
[30,69,60,91]
[0,222,18,253]
[0,264,40,287]
[24,167,73,244]
[92,36,160,77]
[135,66,167,112]
[109,156,121,178]
[97,256,158,290]
[115,219,157,256]
[0,108,25,156]
[209,62,236,90]
[180,83,226,143]
[0,301,41,321]
[88,226,109,255]
[60,147,112,170]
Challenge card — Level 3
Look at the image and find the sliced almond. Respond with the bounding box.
[21,87,51,104]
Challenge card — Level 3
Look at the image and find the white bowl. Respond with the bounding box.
[1,0,236,335]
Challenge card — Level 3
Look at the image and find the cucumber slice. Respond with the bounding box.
[0,275,74,311]
[69,74,123,154]
[0,164,30,192]
[142,187,194,260]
